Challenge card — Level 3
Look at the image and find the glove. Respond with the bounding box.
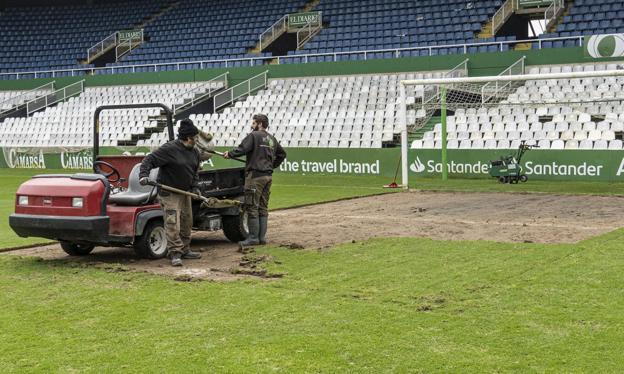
[139,177,150,186]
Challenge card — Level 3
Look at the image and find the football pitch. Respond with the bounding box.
[1,169,624,372]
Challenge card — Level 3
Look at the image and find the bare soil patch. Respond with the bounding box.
[5,191,623,281]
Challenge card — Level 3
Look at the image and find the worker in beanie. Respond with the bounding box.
[139,118,203,266]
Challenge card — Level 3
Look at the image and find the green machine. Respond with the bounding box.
[489,141,537,184]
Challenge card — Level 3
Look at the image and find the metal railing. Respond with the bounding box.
[172,72,229,115]
[87,32,117,63]
[259,15,288,51]
[481,56,526,103]
[115,29,144,61]
[422,59,469,110]
[544,0,565,30]
[25,80,85,116]
[0,35,587,81]
[213,71,268,112]
[296,14,323,50]
[492,0,518,35]
[0,81,55,115]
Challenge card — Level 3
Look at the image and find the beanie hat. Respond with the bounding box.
[178,119,199,138]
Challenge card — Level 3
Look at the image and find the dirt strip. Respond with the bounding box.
[5,191,622,280]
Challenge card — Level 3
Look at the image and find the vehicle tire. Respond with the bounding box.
[520,175,528,183]
[60,241,95,256]
[134,220,168,259]
[498,176,506,183]
[222,211,249,243]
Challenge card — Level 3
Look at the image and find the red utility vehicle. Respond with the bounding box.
[9,104,248,258]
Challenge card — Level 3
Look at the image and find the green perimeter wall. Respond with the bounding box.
[1,46,623,91]
[3,146,624,182]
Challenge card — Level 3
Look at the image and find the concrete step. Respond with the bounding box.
[476,21,493,39]
[514,42,533,51]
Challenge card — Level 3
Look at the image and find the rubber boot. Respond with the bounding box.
[238,216,259,251]
[258,216,268,245]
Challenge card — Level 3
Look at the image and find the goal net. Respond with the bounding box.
[397,65,624,187]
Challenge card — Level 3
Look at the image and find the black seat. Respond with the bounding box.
[108,164,159,206]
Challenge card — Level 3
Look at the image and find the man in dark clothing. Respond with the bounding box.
[224,113,286,249]
[139,118,203,266]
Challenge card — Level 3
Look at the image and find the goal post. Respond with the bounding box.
[398,66,624,188]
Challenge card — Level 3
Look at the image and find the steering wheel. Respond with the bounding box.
[93,160,121,183]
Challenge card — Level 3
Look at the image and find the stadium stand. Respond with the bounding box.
[1,1,623,152]
[411,63,624,150]
[296,0,509,58]
[541,0,624,46]
[0,0,167,73]
[0,0,596,75]
[0,81,224,147]
[116,0,307,67]
[140,72,439,148]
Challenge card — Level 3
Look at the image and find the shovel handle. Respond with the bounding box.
[206,150,246,163]
[147,180,200,199]
[147,180,240,207]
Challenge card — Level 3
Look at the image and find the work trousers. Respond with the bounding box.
[158,191,193,256]
[245,174,272,218]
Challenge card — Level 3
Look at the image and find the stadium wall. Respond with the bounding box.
[3,147,624,182]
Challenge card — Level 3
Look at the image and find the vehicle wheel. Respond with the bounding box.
[520,175,528,183]
[134,220,168,259]
[60,241,94,256]
[498,176,506,183]
[222,211,249,243]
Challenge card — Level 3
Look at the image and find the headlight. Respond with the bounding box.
[18,196,28,206]
[72,197,84,208]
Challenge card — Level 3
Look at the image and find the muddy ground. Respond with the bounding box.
[5,191,623,281]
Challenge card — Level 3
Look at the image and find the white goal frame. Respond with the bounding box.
[398,68,624,189]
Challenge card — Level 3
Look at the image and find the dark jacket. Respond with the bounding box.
[139,139,201,191]
[229,130,286,177]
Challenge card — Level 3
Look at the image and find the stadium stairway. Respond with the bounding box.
[411,116,441,141]
[84,0,183,66]
[133,0,182,30]
[248,0,322,56]
[477,21,494,39]
[546,0,574,33]
[117,112,170,147]
[118,79,227,146]
[0,84,55,121]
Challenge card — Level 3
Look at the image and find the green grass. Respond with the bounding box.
[2,231,624,372]
[2,169,624,371]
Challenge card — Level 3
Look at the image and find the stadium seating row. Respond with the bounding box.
[0,82,223,147]
[413,63,624,150]
[411,139,623,150]
[0,0,166,72]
